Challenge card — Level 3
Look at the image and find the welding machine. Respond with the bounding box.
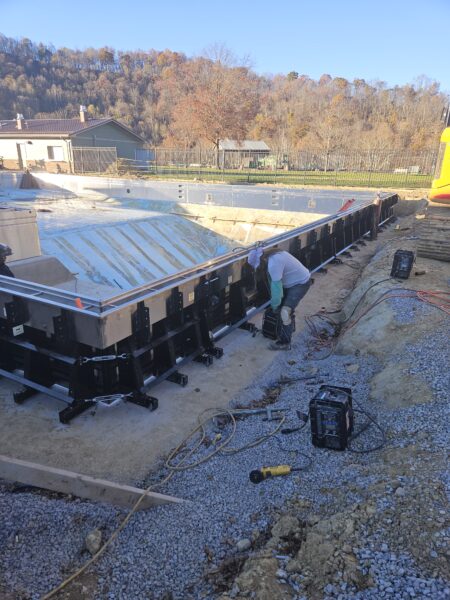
[390,249,414,279]
[309,385,353,450]
[262,307,282,340]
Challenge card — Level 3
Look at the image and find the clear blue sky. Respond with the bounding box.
[1,0,449,91]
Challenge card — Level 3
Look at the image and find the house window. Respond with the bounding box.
[47,146,64,161]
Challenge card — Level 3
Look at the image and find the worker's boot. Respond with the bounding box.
[268,341,291,351]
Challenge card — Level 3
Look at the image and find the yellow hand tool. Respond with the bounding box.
[249,465,302,484]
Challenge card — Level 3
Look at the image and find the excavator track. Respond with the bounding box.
[417,203,450,262]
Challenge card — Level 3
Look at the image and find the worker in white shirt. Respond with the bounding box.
[248,247,311,350]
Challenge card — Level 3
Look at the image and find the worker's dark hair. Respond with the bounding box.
[0,244,12,258]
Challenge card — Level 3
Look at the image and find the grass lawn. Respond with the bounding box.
[122,165,432,189]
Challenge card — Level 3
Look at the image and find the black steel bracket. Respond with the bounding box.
[194,353,213,366]
[239,322,258,336]
[167,371,189,387]
[132,301,151,346]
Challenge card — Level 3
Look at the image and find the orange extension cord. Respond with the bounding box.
[345,289,450,333]
[305,288,450,358]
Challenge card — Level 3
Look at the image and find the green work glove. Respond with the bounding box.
[270,280,283,311]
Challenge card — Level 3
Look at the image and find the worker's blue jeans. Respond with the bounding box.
[278,280,311,344]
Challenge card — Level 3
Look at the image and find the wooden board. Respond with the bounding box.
[0,455,182,509]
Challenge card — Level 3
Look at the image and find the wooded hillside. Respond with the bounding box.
[0,34,447,152]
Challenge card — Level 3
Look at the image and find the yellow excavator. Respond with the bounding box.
[429,125,450,204]
[417,120,450,262]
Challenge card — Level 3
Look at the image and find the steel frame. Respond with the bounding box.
[0,194,398,422]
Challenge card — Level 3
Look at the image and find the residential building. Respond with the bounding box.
[0,106,144,173]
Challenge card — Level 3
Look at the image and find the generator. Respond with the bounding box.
[309,385,353,450]
[390,249,414,279]
[262,307,282,340]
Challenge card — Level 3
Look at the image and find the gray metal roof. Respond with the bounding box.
[0,118,144,141]
[218,139,270,151]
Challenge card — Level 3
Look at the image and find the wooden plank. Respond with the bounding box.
[0,455,182,509]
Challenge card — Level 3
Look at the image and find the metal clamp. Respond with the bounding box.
[88,393,133,407]
[79,353,129,364]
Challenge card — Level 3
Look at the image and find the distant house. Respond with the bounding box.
[218,139,270,168]
[0,106,144,173]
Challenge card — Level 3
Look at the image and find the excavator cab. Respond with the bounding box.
[430,127,450,204]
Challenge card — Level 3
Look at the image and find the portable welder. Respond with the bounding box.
[390,249,415,279]
[262,307,282,340]
[309,385,353,450]
[262,307,296,340]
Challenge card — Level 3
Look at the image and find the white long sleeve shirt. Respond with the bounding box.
[268,251,310,287]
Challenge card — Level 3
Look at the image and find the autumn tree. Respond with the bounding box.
[0,32,447,155]
[169,55,260,163]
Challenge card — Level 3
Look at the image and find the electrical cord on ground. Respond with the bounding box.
[344,289,450,334]
[348,398,386,453]
[340,277,401,326]
[271,434,313,471]
[304,277,399,358]
[41,406,287,598]
[305,279,450,359]
[280,417,309,436]
[165,407,287,470]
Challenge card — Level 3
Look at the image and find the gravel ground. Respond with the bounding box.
[0,295,448,599]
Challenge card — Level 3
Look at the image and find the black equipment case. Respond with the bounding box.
[262,308,282,340]
[390,249,414,279]
[309,385,353,450]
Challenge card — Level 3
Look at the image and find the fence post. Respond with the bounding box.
[403,167,409,188]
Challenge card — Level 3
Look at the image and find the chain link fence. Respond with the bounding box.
[72,147,117,174]
[72,146,437,189]
[117,147,437,188]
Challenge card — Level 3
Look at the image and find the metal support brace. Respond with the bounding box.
[167,371,189,387]
[79,353,129,364]
[239,322,258,336]
[194,353,213,366]
[58,391,158,424]
[13,387,37,404]
[206,346,224,359]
